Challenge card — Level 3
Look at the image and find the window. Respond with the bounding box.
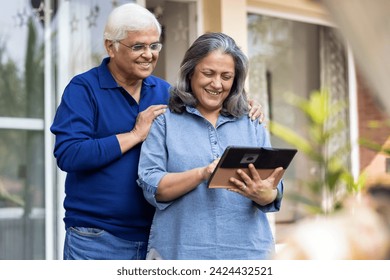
[0,0,46,259]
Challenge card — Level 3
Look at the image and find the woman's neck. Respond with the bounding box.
[198,108,220,127]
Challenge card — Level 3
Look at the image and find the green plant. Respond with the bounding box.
[269,89,364,215]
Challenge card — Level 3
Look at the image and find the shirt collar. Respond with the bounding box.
[185,106,237,126]
[97,57,157,90]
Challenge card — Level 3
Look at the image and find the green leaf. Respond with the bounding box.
[269,121,313,155]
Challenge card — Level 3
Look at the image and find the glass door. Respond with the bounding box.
[0,0,47,259]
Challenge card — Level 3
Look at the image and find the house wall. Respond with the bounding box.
[247,0,330,23]
[357,70,390,176]
[201,0,247,52]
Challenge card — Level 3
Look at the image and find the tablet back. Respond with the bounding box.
[207,146,297,188]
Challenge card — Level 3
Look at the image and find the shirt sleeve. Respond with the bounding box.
[254,180,284,212]
[137,114,172,210]
[254,122,284,212]
[50,79,122,172]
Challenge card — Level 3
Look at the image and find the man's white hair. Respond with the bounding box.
[103,3,161,43]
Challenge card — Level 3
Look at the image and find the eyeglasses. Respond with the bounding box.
[117,41,163,53]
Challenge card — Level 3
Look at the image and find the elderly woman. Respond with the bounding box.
[138,32,284,260]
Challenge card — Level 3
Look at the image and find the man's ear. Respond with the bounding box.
[105,40,115,56]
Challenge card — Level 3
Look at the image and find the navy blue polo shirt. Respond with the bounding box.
[51,57,170,241]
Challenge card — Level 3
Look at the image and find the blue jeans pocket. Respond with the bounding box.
[63,227,147,260]
[69,226,104,237]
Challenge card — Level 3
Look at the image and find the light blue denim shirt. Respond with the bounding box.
[137,106,283,260]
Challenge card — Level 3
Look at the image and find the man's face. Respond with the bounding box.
[109,27,161,81]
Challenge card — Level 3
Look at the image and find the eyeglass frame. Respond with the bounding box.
[116,41,163,53]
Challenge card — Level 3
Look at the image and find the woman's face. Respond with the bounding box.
[190,50,235,116]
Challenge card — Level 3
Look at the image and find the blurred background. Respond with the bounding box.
[0,0,388,259]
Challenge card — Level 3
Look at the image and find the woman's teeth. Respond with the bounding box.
[206,89,221,95]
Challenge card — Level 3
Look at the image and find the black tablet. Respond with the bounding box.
[207,146,297,188]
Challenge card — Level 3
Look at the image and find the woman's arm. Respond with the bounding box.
[156,159,218,201]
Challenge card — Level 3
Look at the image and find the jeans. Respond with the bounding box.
[63,227,147,260]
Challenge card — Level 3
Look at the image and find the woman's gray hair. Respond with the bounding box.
[104,3,161,51]
[169,32,249,117]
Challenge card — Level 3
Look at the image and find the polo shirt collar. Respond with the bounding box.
[97,57,157,89]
